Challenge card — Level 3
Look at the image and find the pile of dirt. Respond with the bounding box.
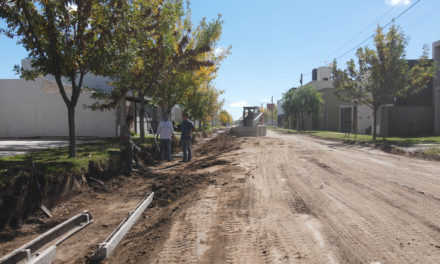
[100,131,240,264]
[0,130,238,263]
[0,144,162,231]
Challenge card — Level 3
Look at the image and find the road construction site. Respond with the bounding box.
[2,129,440,263]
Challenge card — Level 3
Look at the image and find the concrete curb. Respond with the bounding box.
[90,192,154,261]
[0,211,93,264]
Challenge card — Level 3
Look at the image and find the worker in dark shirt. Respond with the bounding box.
[120,115,141,174]
[180,113,195,162]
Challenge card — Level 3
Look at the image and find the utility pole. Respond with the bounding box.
[271,96,273,126]
[300,74,303,87]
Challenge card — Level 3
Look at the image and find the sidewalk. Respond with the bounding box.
[0,140,97,157]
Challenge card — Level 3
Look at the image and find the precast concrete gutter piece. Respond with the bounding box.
[0,211,93,264]
[90,192,154,261]
[28,246,56,264]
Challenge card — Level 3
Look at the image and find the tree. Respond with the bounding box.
[181,45,228,128]
[262,105,277,126]
[282,85,323,130]
[89,0,229,141]
[152,13,226,117]
[0,0,126,157]
[219,110,233,126]
[183,81,224,127]
[332,24,436,140]
[90,0,181,142]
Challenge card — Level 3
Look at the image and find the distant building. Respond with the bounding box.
[376,59,435,137]
[305,66,373,134]
[0,60,181,138]
[433,40,440,135]
[279,39,440,137]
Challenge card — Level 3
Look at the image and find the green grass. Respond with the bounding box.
[0,138,155,187]
[423,147,440,155]
[269,127,440,146]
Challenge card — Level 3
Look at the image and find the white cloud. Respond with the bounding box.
[229,101,248,108]
[385,0,410,6]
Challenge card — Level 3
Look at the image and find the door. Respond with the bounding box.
[340,107,352,133]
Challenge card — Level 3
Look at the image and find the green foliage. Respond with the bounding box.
[183,83,224,124]
[282,85,323,130]
[0,0,228,152]
[0,138,156,187]
[269,127,440,146]
[219,109,233,125]
[0,0,127,157]
[332,24,436,140]
[152,12,228,116]
[262,105,277,125]
[91,0,229,140]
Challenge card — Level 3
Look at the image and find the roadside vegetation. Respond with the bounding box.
[0,0,229,156]
[281,85,323,130]
[0,139,156,188]
[332,24,435,141]
[269,126,440,146]
[219,110,233,126]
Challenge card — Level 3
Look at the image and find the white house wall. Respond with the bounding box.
[277,100,284,116]
[357,105,373,134]
[0,78,118,137]
[21,59,114,93]
[338,104,373,135]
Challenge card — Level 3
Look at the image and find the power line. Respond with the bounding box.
[335,0,423,61]
[400,0,438,33]
[324,5,397,62]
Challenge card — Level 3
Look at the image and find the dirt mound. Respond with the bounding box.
[101,131,240,263]
[0,130,238,263]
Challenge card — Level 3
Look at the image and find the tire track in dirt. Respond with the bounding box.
[272,130,440,264]
[48,129,440,264]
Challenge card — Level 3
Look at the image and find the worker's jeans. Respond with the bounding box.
[160,139,172,161]
[182,139,192,161]
[122,140,140,173]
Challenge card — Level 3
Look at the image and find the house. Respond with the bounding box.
[305,66,373,134]
[280,42,440,137]
[433,40,440,135]
[375,39,440,137]
[376,60,435,137]
[0,60,181,138]
[277,67,373,133]
[0,75,124,138]
[276,99,284,127]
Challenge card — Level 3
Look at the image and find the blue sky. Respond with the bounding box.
[1,0,440,119]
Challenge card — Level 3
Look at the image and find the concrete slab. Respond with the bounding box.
[393,143,440,153]
[0,140,97,157]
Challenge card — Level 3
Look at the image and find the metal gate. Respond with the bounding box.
[340,107,352,133]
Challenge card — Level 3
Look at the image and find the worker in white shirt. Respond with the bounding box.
[156,114,174,161]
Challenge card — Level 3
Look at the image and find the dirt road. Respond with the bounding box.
[2,130,440,263]
[125,129,440,264]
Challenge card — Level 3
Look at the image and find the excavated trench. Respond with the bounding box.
[0,130,233,263]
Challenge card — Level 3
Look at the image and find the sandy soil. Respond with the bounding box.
[0,131,234,263]
[2,129,440,263]
[133,129,440,264]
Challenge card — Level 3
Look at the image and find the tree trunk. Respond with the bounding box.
[373,106,377,142]
[139,91,146,142]
[354,105,358,141]
[67,105,77,158]
[301,113,305,131]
